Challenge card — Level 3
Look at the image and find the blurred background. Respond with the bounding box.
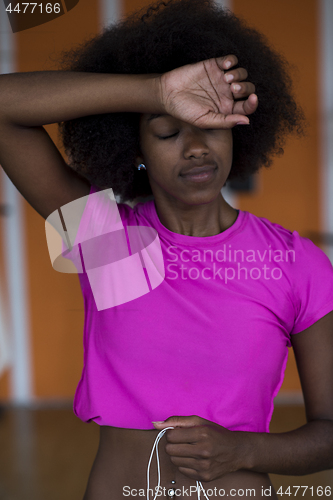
[0,0,332,498]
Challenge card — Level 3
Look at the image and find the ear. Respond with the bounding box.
[135,152,144,170]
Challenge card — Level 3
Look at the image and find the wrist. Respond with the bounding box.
[131,73,165,114]
[151,74,166,114]
[233,431,259,471]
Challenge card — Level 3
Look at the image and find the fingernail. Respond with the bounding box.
[152,421,164,424]
[232,84,241,92]
[224,60,231,69]
[225,74,233,82]
[236,122,249,125]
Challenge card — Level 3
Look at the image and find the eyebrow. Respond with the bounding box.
[146,113,168,122]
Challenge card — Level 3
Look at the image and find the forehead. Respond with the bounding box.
[146,113,170,123]
[140,113,176,132]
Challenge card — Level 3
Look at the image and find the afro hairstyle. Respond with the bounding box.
[58,0,305,202]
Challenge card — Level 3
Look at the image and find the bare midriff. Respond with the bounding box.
[83,426,277,500]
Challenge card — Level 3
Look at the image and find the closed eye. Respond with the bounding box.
[158,132,178,140]
[158,129,216,140]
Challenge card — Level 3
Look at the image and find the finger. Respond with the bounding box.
[216,54,238,71]
[233,93,258,116]
[224,67,248,83]
[165,442,201,457]
[166,426,203,444]
[152,415,201,430]
[177,467,200,480]
[170,456,202,469]
[226,114,250,126]
[152,421,173,430]
[193,110,250,129]
[231,82,256,98]
[202,112,249,128]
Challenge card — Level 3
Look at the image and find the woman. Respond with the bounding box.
[0,0,332,499]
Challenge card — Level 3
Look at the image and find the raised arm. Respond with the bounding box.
[0,55,257,220]
[0,71,162,220]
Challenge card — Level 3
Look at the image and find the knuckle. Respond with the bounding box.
[200,459,211,471]
[200,429,210,440]
[235,69,245,81]
[199,447,211,459]
[167,431,179,443]
[191,414,201,423]
[166,430,176,443]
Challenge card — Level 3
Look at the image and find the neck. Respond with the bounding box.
[153,192,238,237]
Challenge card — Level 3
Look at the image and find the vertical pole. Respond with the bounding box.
[319,0,333,261]
[0,2,33,404]
[100,0,122,31]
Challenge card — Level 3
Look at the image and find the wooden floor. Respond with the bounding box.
[0,404,332,500]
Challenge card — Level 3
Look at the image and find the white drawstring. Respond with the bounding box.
[196,480,210,500]
[147,427,174,500]
[147,427,211,500]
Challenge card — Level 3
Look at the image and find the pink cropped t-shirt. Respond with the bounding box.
[60,185,333,432]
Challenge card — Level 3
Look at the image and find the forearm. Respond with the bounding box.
[0,71,163,127]
[241,420,333,475]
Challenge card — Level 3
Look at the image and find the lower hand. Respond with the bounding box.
[157,55,257,129]
[152,415,247,482]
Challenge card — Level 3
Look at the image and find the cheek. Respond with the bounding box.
[147,160,174,185]
[145,143,176,175]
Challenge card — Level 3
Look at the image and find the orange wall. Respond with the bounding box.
[0,0,100,400]
[0,0,322,400]
[21,1,100,398]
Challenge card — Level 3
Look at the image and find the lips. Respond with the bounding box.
[179,165,218,184]
[180,164,217,176]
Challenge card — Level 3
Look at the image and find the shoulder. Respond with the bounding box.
[246,211,295,245]
[244,212,333,335]
[245,211,331,264]
[246,216,333,334]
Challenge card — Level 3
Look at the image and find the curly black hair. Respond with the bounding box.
[58,0,305,203]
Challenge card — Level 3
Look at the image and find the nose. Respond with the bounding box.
[183,128,210,159]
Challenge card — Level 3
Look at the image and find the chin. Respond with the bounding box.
[175,188,223,206]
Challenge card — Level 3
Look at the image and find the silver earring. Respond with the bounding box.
[138,164,146,170]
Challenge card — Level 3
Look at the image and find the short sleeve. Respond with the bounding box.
[60,184,99,255]
[290,230,333,334]
[55,184,127,272]
[68,185,140,243]
[55,185,164,310]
